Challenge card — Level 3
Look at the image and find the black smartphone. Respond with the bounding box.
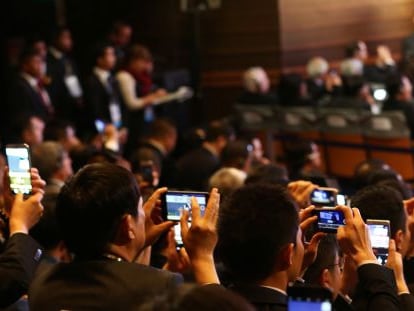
[5,144,32,195]
[367,219,390,265]
[162,191,209,247]
[313,208,345,233]
[310,187,338,207]
[287,285,333,311]
[139,160,154,185]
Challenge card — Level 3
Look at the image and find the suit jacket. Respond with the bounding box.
[351,264,400,311]
[84,72,126,129]
[5,76,51,141]
[176,147,220,191]
[29,259,183,311]
[0,233,42,308]
[229,284,287,311]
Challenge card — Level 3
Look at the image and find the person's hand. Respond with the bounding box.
[3,168,45,217]
[163,229,191,274]
[287,181,318,209]
[154,88,168,97]
[142,187,175,248]
[180,188,220,284]
[387,239,410,294]
[377,45,394,65]
[403,197,414,257]
[9,192,44,235]
[339,254,358,296]
[336,206,376,266]
[299,206,326,273]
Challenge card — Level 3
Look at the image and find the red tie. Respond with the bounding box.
[36,80,54,116]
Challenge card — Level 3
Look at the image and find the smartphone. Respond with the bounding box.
[367,219,390,265]
[95,119,105,133]
[162,191,209,221]
[313,208,345,233]
[288,285,332,311]
[139,160,154,185]
[310,188,338,207]
[336,194,347,206]
[5,144,32,195]
[162,191,209,247]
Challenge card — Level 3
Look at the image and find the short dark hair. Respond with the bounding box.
[18,48,41,67]
[50,27,70,44]
[205,120,234,142]
[147,118,176,140]
[351,185,405,237]
[125,44,152,64]
[91,41,114,64]
[217,184,299,283]
[302,234,339,285]
[345,41,362,58]
[245,163,289,186]
[56,163,141,259]
[353,159,389,190]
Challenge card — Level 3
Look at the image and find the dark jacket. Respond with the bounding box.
[382,98,414,139]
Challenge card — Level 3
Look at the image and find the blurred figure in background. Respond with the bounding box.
[365,45,397,84]
[340,41,367,77]
[238,67,277,105]
[108,21,133,68]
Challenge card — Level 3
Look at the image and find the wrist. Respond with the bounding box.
[353,252,377,266]
[9,220,28,235]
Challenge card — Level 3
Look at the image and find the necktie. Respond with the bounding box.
[37,80,54,116]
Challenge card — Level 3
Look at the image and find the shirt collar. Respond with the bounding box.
[260,285,287,296]
[49,47,64,59]
[203,142,219,158]
[94,67,111,85]
[148,139,167,156]
[21,73,38,89]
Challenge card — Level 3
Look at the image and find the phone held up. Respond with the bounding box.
[313,208,345,233]
[367,219,390,265]
[161,190,209,248]
[5,144,32,195]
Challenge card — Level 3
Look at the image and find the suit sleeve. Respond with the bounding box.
[399,293,414,311]
[0,233,42,308]
[352,264,400,311]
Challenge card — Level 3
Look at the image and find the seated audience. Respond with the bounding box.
[278,73,312,106]
[237,67,278,106]
[29,163,221,310]
[306,57,333,102]
[382,73,414,139]
[176,120,234,191]
[218,183,403,310]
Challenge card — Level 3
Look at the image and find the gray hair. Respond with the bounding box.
[31,141,65,181]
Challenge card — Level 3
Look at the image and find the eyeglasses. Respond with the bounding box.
[327,257,345,272]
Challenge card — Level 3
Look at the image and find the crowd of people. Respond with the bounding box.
[3,20,414,311]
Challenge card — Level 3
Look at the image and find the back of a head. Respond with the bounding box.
[138,284,255,311]
[208,167,246,200]
[147,119,176,140]
[302,234,339,285]
[306,57,329,78]
[56,163,140,259]
[31,141,65,181]
[351,185,405,237]
[124,44,152,65]
[245,163,289,186]
[217,184,298,283]
[221,140,250,169]
[353,159,390,190]
[205,120,234,143]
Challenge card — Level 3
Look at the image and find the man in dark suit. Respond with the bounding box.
[218,184,402,311]
[29,163,221,310]
[84,42,125,133]
[0,169,44,308]
[5,50,53,141]
[129,119,177,187]
[46,28,83,129]
[176,120,234,191]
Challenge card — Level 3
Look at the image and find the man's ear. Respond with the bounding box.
[279,243,294,270]
[395,229,404,252]
[405,198,414,216]
[114,215,135,244]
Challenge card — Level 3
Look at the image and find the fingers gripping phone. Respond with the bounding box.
[367,219,390,265]
[162,191,209,247]
[5,144,32,195]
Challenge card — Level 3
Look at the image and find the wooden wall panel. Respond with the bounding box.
[279,0,414,67]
